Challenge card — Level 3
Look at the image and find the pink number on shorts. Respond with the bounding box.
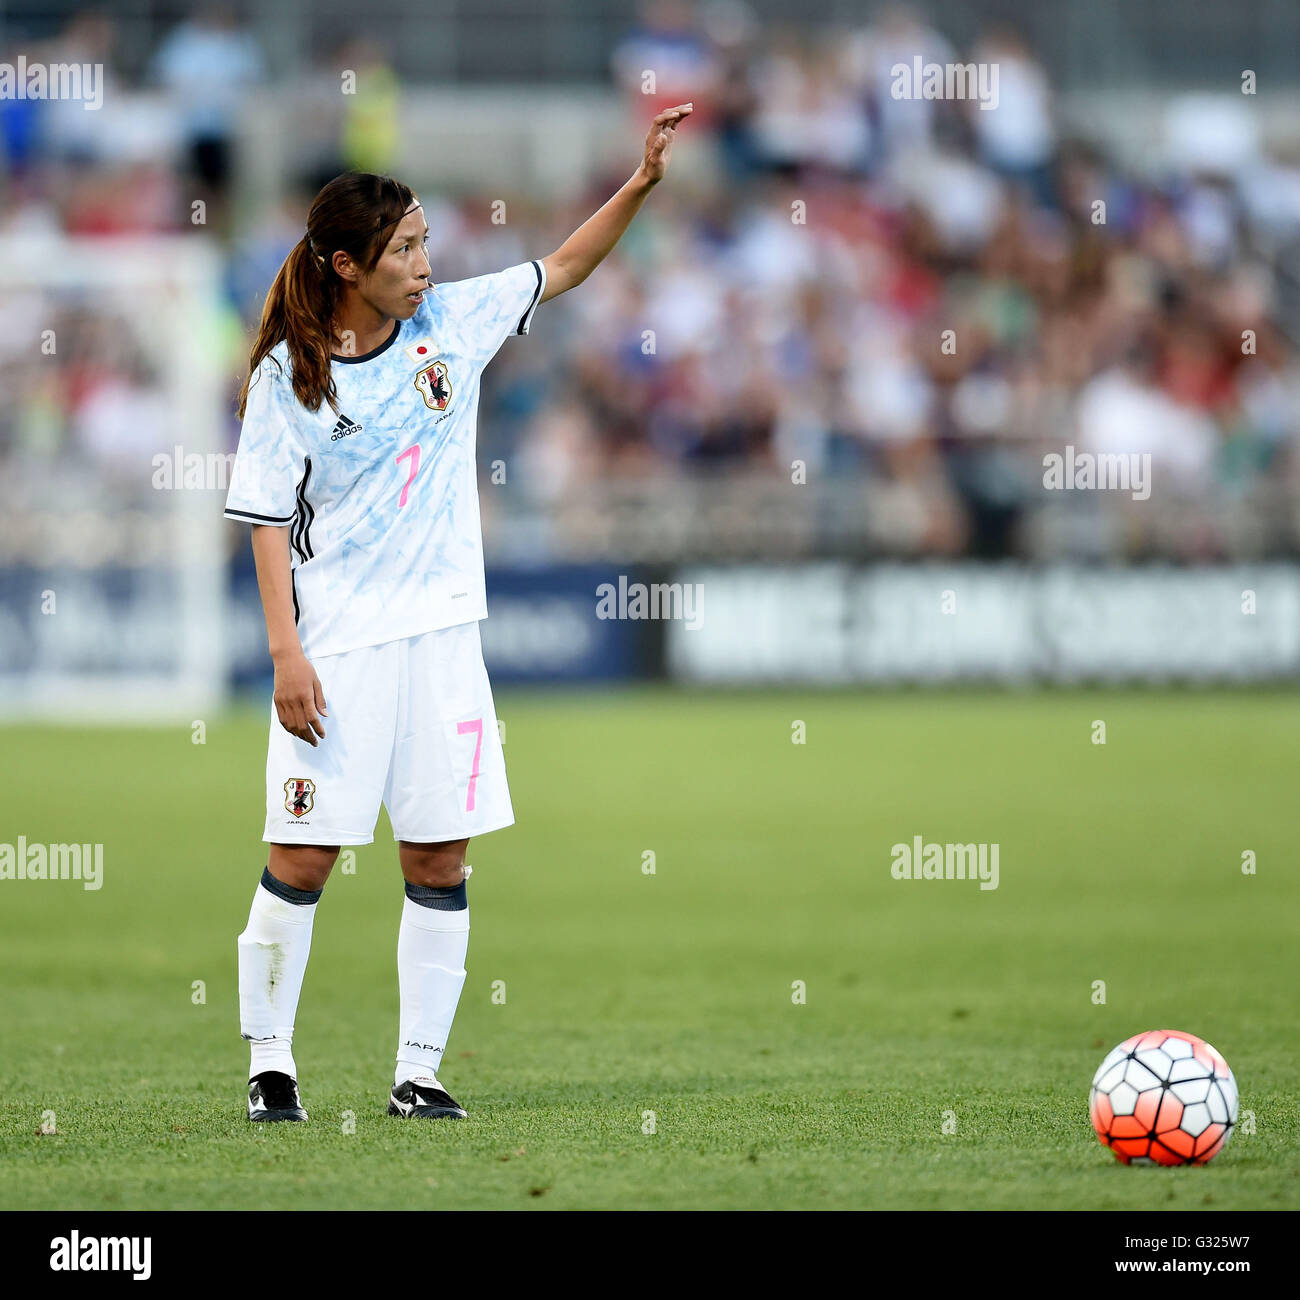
[396,443,421,507]
[457,717,484,812]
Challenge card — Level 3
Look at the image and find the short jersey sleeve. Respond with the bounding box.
[436,260,546,363]
[224,357,307,526]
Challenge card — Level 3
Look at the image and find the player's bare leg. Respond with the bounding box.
[267,842,339,892]
[399,838,469,889]
[389,837,471,1119]
[237,843,339,1121]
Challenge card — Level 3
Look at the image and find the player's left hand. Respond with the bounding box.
[641,103,692,185]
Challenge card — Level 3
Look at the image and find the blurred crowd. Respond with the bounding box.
[3,1,1300,559]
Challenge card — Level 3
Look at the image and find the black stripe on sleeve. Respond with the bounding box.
[515,260,545,335]
[299,458,316,560]
[290,458,314,564]
[290,501,304,565]
[224,508,294,525]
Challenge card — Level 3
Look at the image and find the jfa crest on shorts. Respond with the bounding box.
[284,779,316,819]
[264,622,512,845]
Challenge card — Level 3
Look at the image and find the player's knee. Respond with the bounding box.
[399,840,467,889]
[268,844,339,892]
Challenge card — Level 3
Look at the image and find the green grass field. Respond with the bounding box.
[1,688,1297,1210]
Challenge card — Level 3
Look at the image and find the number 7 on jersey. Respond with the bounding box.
[396,443,421,507]
[457,718,483,812]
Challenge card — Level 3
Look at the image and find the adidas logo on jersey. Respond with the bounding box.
[329,414,364,441]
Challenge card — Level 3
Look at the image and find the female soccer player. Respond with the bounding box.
[225,104,692,1122]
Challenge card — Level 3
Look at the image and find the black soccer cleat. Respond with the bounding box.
[388,1078,468,1120]
[247,1071,308,1122]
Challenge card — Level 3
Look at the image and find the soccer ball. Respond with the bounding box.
[1089,1029,1238,1166]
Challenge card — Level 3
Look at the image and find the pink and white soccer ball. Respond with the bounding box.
[1089,1029,1238,1166]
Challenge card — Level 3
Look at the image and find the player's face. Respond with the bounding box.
[360,204,433,321]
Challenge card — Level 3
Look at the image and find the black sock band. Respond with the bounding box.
[404,879,467,911]
[260,865,323,906]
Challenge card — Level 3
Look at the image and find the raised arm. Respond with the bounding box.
[539,102,693,303]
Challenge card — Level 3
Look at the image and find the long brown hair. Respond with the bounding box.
[238,172,417,417]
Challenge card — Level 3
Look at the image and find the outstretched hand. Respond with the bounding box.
[641,103,693,185]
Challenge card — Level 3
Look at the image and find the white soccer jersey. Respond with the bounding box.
[224,259,546,659]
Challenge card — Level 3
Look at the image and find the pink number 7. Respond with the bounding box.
[396,443,421,507]
[457,718,483,812]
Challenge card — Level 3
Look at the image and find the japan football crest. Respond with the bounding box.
[414,359,452,411]
[284,778,315,818]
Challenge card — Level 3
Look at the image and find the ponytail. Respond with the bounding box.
[237,172,417,418]
[238,234,339,416]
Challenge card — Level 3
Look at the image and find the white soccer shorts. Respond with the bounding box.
[263,621,513,845]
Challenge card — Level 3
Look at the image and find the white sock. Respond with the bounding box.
[396,883,469,1087]
[237,870,320,1081]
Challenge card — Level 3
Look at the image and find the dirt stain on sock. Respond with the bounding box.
[266,941,285,998]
